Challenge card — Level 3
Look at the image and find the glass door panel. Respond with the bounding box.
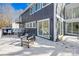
[38,22,42,35]
[57,19,61,35]
[42,20,49,38]
[67,23,72,33]
[42,20,48,35]
[73,22,79,34]
[66,22,79,35]
[37,19,50,39]
[57,18,63,36]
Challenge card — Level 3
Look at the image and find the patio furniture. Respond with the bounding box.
[20,34,36,48]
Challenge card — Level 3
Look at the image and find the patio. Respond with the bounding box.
[0,35,79,56]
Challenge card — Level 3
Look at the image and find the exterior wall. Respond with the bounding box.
[55,3,65,41]
[21,8,30,23]
[21,3,54,22]
[21,3,79,41]
[21,3,55,41]
[65,3,79,19]
[64,3,79,35]
[25,28,37,35]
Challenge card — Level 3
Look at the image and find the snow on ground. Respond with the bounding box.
[0,35,79,56]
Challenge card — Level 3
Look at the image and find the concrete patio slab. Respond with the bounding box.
[0,35,79,56]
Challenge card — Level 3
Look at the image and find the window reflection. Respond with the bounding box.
[65,7,79,19]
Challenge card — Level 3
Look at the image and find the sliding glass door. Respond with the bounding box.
[56,18,63,37]
[37,19,50,39]
[66,22,79,35]
[73,22,79,34]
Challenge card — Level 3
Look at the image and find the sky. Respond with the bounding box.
[0,3,30,22]
[10,3,30,21]
[11,3,29,10]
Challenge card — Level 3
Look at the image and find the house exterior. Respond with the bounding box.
[20,3,56,41]
[64,3,79,36]
[20,3,79,41]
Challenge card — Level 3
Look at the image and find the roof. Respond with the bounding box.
[20,3,34,16]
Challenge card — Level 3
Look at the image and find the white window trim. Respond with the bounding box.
[30,3,51,15]
[42,3,51,8]
[65,22,79,35]
[54,4,57,41]
[37,18,50,39]
[30,4,42,15]
[25,21,36,28]
[32,21,36,28]
[65,18,79,23]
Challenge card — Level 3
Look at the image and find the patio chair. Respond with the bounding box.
[20,33,36,48]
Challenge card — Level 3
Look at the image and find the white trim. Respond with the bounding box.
[37,18,50,22]
[64,18,79,23]
[54,4,56,41]
[65,23,72,35]
[37,18,50,39]
[30,4,42,15]
[65,22,67,35]
[30,3,51,15]
[25,21,36,28]
[71,23,73,33]
[66,32,79,35]
[56,14,65,22]
[56,14,64,35]
[65,22,79,35]
[42,3,51,8]
[62,22,64,35]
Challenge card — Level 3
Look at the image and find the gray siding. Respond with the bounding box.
[21,3,54,41]
[21,3,54,22]
[25,28,37,36]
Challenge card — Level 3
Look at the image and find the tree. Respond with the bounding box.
[0,4,14,28]
[0,4,23,28]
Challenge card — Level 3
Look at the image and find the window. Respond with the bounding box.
[76,7,79,18]
[66,22,79,35]
[67,23,72,33]
[25,21,36,28]
[25,23,30,28]
[32,21,36,28]
[30,8,32,14]
[37,19,50,39]
[30,23,32,27]
[35,4,38,11]
[26,9,30,15]
[42,3,48,7]
[73,22,79,34]
[36,3,42,11]
[30,3,43,14]
[31,4,36,14]
[65,7,79,19]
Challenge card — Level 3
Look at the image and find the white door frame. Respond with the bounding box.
[56,14,64,37]
[37,18,50,39]
[65,22,79,35]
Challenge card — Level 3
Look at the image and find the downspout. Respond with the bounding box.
[53,3,57,41]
